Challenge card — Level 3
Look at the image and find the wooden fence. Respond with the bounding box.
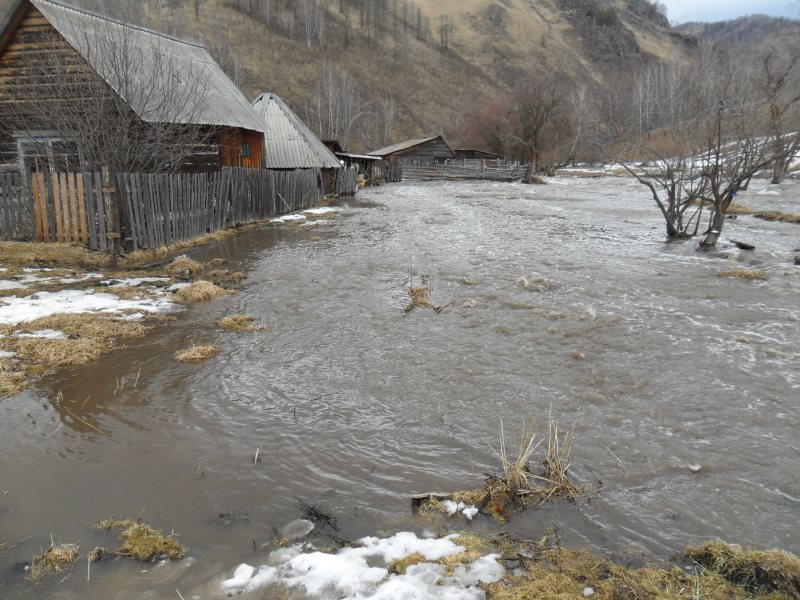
[402,160,530,182]
[334,167,358,197]
[0,172,33,241]
[0,166,339,252]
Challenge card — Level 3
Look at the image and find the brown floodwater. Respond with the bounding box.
[1,177,798,598]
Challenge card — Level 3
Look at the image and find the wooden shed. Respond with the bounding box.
[369,135,456,165]
[0,0,267,173]
[454,149,505,161]
[251,93,342,195]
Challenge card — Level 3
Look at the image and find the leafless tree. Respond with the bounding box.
[614,46,795,247]
[761,53,800,183]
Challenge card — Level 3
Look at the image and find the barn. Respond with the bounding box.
[369,135,456,165]
[251,93,342,195]
[0,0,267,174]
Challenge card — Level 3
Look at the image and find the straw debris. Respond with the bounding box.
[175,344,221,362]
[27,539,80,580]
[405,286,432,312]
[218,315,265,333]
[95,519,186,562]
[173,281,230,304]
[719,269,767,281]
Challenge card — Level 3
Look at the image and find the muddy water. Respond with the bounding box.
[1,177,799,598]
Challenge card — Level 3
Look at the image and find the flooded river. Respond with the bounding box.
[1,177,799,598]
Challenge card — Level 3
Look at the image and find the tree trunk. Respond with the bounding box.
[699,205,726,248]
[771,157,785,185]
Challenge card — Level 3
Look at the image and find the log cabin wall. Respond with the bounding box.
[384,138,456,163]
[0,5,103,171]
[219,128,265,169]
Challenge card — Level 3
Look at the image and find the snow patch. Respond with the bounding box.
[0,289,175,326]
[218,531,505,599]
[102,277,170,287]
[303,207,339,216]
[0,280,28,291]
[15,329,68,340]
[271,214,307,224]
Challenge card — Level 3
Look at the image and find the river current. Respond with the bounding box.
[1,176,798,598]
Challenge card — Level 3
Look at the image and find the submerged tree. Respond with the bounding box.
[614,46,799,248]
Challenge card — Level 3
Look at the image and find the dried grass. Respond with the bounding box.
[27,538,80,580]
[95,519,186,562]
[14,338,105,367]
[0,241,111,268]
[685,541,800,597]
[753,211,800,225]
[175,344,220,362]
[121,230,238,266]
[389,552,426,575]
[719,269,767,281]
[166,256,204,279]
[422,412,583,522]
[173,281,230,304]
[218,315,265,333]
[727,202,752,215]
[405,286,432,312]
[0,359,29,397]
[15,314,149,340]
[102,285,159,301]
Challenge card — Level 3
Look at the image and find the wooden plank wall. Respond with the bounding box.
[402,160,529,182]
[0,172,34,240]
[334,167,358,197]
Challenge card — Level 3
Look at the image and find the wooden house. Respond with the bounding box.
[0,0,268,173]
[251,93,342,195]
[369,135,456,165]
[454,149,505,161]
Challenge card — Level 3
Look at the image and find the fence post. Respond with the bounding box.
[102,166,122,256]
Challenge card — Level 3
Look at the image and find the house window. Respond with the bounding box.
[15,134,83,173]
[240,143,251,157]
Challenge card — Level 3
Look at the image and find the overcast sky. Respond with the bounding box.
[662,0,797,24]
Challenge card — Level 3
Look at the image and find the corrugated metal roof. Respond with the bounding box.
[251,93,342,169]
[336,152,382,161]
[369,136,449,157]
[31,0,267,133]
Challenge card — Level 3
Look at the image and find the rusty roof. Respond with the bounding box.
[26,0,267,132]
[251,93,342,169]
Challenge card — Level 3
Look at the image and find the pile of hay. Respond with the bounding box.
[719,269,767,281]
[95,519,186,562]
[173,281,230,304]
[175,344,220,363]
[218,315,265,333]
[166,256,204,279]
[27,540,80,580]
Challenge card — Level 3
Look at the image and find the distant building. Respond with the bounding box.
[0,0,267,173]
[335,152,383,184]
[369,135,456,164]
[251,93,342,194]
[454,149,505,161]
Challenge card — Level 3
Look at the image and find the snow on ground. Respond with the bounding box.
[271,207,341,225]
[218,532,505,599]
[0,280,28,290]
[101,277,170,287]
[0,289,175,326]
[15,329,68,339]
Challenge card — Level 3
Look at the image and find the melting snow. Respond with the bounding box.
[271,214,307,223]
[101,277,170,287]
[0,289,175,326]
[0,280,27,291]
[15,329,68,340]
[219,531,504,599]
[303,207,339,216]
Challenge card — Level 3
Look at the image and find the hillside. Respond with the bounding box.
[676,15,800,61]
[2,0,795,152]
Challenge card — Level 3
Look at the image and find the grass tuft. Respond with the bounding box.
[389,552,427,575]
[719,269,767,281]
[173,281,230,304]
[218,315,265,333]
[27,539,79,580]
[405,286,432,312]
[175,345,220,363]
[166,256,204,279]
[685,541,800,597]
[95,519,186,562]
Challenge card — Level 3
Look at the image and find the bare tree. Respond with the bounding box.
[506,77,565,173]
[761,53,800,183]
[0,9,217,173]
[614,46,795,247]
